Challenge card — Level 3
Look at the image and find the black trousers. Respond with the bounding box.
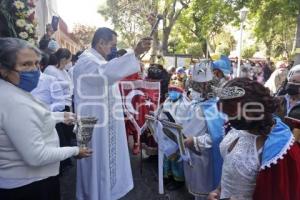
[0,176,60,200]
[56,106,76,173]
[56,106,76,148]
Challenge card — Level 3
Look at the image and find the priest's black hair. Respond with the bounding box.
[91,27,118,48]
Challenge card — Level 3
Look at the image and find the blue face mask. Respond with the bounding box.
[17,70,41,92]
[107,47,118,61]
[168,91,182,101]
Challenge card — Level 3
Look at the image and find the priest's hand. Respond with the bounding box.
[184,137,194,148]
[134,37,152,57]
[75,148,92,159]
[63,112,77,125]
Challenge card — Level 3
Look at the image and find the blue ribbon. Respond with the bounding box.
[201,99,225,188]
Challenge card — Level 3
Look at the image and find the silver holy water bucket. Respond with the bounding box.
[73,117,98,148]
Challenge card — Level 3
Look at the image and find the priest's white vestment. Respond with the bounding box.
[73,48,140,200]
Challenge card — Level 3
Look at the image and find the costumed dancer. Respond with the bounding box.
[208,77,300,200]
[158,73,190,190]
[183,60,224,200]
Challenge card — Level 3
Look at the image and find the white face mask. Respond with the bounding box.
[64,62,73,70]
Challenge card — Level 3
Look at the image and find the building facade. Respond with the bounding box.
[35,0,80,54]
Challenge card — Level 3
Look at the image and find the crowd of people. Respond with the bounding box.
[0,23,300,200]
[148,55,300,200]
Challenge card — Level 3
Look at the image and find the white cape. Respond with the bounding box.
[73,48,140,200]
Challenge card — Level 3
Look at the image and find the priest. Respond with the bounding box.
[73,27,151,200]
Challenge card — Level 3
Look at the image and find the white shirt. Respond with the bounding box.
[0,79,79,189]
[31,73,65,111]
[68,66,75,85]
[220,129,261,199]
[44,65,73,106]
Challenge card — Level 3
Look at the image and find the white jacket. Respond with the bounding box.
[0,79,79,180]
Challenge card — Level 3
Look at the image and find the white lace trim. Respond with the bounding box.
[260,135,295,170]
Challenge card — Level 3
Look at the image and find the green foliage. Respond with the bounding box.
[242,45,256,59]
[212,30,237,52]
[216,44,231,56]
[72,24,97,49]
[0,0,17,37]
[232,0,299,58]
[186,43,204,57]
[98,0,154,48]
[169,0,238,56]
[189,0,237,38]
[98,0,299,59]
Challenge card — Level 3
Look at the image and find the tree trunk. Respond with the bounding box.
[294,13,300,65]
[201,40,207,58]
[264,40,272,58]
[162,26,171,55]
[150,1,159,64]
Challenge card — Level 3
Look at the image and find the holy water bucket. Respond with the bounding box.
[73,117,98,148]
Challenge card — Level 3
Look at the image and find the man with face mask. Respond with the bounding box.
[106,46,118,61]
[73,28,152,200]
[181,60,224,200]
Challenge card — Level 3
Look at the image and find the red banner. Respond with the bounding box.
[120,80,161,134]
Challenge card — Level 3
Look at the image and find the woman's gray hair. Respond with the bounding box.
[0,37,41,70]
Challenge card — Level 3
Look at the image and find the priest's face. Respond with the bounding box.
[97,35,117,59]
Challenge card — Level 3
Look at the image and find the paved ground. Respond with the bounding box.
[60,150,193,200]
[121,154,193,200]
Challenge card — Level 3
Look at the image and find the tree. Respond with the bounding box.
[170,0,237,57]
[212,30,237,52]
[231,0,300,60]
[98,0,191,64]
[242,45,256,59]
[72,24,97,49]
[216,44,231,56]
[160,0,192,54]
[97,0,300,62]
[98,0,154,48]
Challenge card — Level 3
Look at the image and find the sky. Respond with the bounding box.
[56,0,112,31]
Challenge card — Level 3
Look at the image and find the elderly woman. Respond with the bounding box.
[208,78,300,200]
[0,38,91,200]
